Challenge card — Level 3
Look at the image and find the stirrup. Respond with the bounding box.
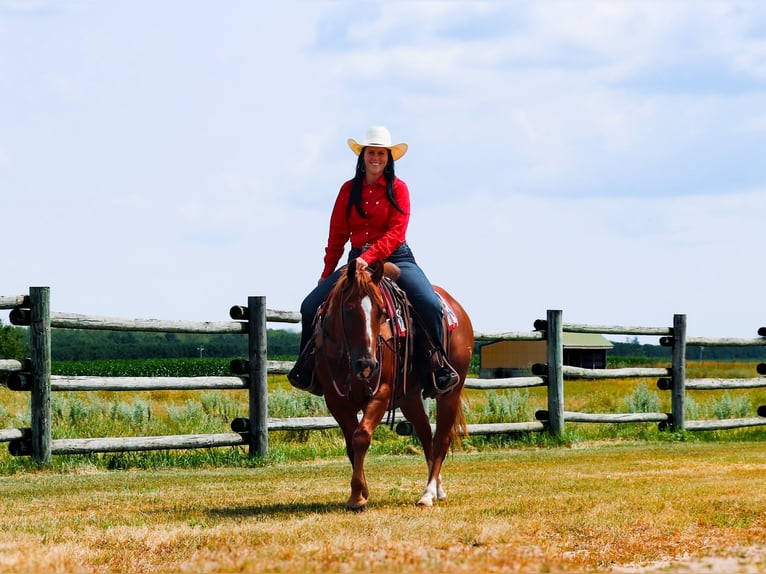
[434,365,459,392]
[425,348,459,396]
[288,346,323,396]
[421,368,458,399]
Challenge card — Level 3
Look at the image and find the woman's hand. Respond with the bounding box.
[355,257,369,272]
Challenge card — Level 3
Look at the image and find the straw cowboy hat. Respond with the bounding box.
[347,126,408,161]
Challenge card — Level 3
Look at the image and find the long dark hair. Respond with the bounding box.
[346,147,406,219]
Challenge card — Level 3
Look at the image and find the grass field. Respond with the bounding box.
[1,359,766,571]
[1,442,766,573]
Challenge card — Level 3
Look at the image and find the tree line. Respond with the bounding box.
[0,320,299,361]
[1,321,763,362]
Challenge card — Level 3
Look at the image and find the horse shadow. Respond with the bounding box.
[206,501,347,518]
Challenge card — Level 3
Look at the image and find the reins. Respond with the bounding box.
[315,267,408,415]
[317,283,386,400]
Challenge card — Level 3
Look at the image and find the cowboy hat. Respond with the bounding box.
[347,126,408,161]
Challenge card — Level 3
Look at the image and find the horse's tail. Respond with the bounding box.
[450,389,469,444]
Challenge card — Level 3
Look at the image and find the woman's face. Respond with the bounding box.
[363,147,388,179]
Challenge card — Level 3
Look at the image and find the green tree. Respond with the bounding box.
[0,320,27,359]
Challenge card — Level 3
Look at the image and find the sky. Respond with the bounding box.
[2,1,766,341]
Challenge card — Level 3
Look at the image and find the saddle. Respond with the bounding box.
[297,264,458,401]
[370,276,459,401]
[376,277,413,396]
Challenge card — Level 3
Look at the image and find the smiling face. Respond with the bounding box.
[363,147,389,181]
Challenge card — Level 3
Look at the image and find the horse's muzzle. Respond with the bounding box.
[353,358,379,382]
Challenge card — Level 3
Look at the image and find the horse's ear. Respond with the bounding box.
[347,260,357,282]
[370,262,384,284]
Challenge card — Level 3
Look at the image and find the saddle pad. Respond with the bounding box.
[436,292,459,331]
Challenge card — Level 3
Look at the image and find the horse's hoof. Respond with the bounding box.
[346,504,367,513]
[416,497,434,507]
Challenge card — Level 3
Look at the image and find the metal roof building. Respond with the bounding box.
[479,333,614,379]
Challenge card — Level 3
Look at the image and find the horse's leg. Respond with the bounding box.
[398,393,435,500]
[344,396,388,512]
[324,398,368,511]
[417,390,463,506]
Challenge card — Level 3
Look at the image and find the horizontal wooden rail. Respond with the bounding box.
[685,337,766,347]
[0,359,30,373]
[683,378,766,390]
[0,428,28,443]
[229,305,300,324]
[227,413,410,433]
[265,416,547,438]
[48,376,247,392]
[563,366,670,380]
[684,417,766,431]
[7,360,295,392]
[267,416,348,431]
[395,421,547,436]
[45,433,247,455]
[465,421,547,434]
[9,310,299,332]
[49,313,248,333]
[266,360,294,374]
[534,319,672,336]
[474,331,543,342]
[532,412,766,431]
[565,412,670,424]
[0,295,28,309]
[464,376,547,390]
[536,410,670,424]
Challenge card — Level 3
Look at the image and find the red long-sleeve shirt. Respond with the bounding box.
[321,175,410,279]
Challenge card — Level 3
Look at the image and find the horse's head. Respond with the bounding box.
[325,260,390,384]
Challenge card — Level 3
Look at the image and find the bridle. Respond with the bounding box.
[318,286,388,400]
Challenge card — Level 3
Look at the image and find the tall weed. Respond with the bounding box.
[269,389,328,417]
[684,395,704,420]
[711,392,752,419]
[477,390,531,423]
[624,381,661,413]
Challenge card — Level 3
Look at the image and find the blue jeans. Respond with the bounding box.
[299,242,444,351]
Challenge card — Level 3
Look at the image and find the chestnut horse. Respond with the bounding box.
[314,260,474,511]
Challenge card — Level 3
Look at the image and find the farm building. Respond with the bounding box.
[479,333,614,378]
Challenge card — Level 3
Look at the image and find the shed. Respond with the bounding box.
[479,333,614,378]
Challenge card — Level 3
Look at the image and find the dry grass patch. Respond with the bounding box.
[1,442,766,572]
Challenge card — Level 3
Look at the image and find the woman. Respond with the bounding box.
[288,126,458,396]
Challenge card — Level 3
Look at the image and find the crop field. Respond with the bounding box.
[1,359,766,572]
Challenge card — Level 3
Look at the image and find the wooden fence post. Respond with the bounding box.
[247,296,268,456]
[546,309,564,436]
[30,287,52,464]
[670,313,687,431]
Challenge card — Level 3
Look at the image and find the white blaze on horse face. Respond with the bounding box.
[361,295,374,351]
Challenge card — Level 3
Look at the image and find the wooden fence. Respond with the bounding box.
[2,289,766,464]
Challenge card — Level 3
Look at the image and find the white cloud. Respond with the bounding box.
[408,187,766,338]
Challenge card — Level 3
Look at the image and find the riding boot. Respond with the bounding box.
[426,347,459,395]
[287,340,323,396]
